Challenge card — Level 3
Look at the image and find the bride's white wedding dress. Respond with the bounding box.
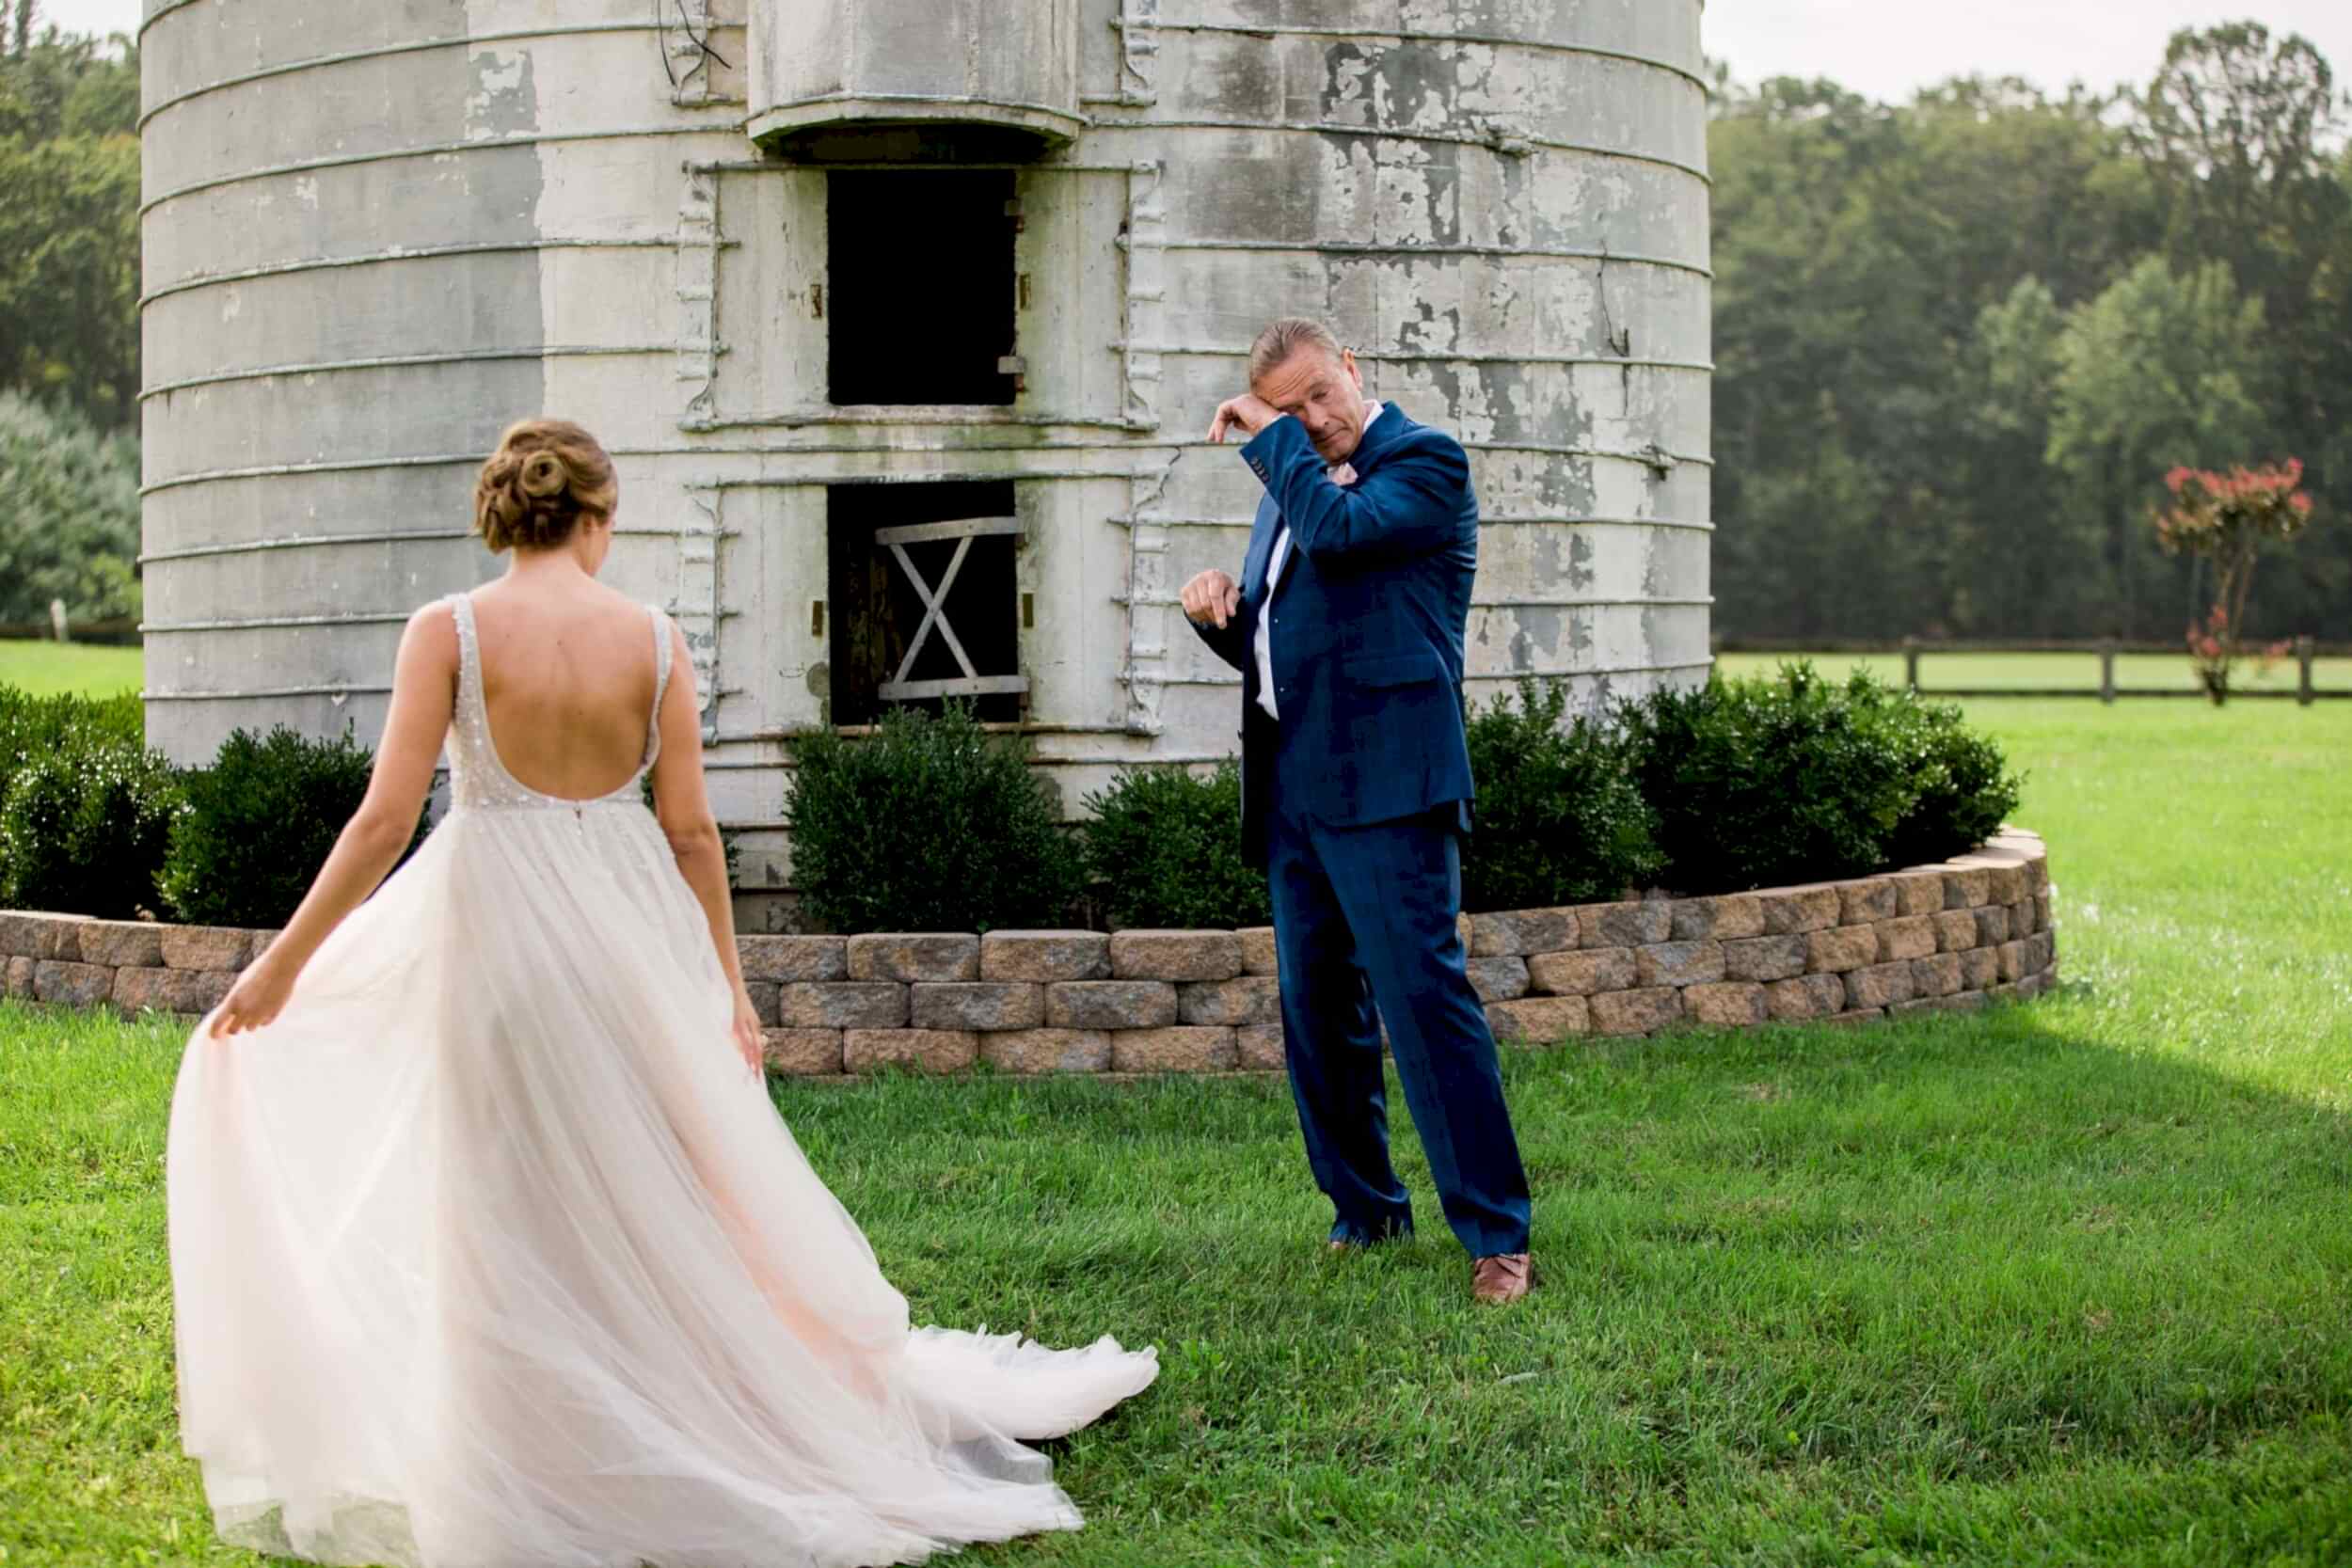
[167,592,1157,1568]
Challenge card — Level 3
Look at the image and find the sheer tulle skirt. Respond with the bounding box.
[167,804,1156,1568]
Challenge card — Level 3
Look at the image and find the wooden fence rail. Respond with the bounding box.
[1714,636,2347,705]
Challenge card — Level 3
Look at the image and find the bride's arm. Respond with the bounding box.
[648,620,763,1069]
[210,604,457,1037]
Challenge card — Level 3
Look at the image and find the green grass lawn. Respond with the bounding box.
[0,639,142,699]
[1717,647,2352,696]
[4,700,2348,1566]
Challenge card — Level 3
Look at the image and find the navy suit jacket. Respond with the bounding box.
[1193,403,1478,867]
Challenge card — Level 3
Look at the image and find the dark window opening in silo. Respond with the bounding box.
[826,480,1025,727]
[827,171,1017,406]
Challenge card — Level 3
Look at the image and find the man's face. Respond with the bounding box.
[1253,346,1369,464]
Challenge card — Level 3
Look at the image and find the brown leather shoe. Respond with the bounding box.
[1471,1253,1534,1306]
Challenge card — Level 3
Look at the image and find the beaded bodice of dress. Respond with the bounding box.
[444,591,673,813]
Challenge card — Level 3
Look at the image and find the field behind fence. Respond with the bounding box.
[1718,640,2352,703]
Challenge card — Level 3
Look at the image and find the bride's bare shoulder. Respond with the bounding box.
[397,598,462,666]
[406,595,461,634]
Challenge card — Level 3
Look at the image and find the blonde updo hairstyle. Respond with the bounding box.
[472,419,618,553]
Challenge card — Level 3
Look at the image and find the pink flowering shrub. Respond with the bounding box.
[2153,460,2314,704]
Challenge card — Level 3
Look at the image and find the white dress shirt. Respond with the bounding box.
[1254,405,1380,721]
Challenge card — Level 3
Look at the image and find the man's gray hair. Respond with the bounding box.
[1248,318,1344,387]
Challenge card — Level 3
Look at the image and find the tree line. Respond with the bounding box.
[0,6,138,626]
[0,14,2344,641]
[1711,22,2352,643]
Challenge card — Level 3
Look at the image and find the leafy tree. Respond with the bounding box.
[1962,278,2104,634]
[0,24,138,427]
[0,389,139,623]
[1708,36,2345,643]
[1710,73,2162,642]
[2137,25,2349,608]
[2134,23,2344,315]
[2047,258,2272,636]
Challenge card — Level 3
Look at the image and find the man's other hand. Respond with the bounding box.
[1181,569,1243,628]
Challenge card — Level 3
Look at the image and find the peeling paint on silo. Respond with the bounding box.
[141,0,1709,920]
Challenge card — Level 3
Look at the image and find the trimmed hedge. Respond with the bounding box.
[1876,694,2026,870]
[159,724,432,929]
[785,704,1084,935]
[0,690,437,927]
[0,737,181,919]
[1618,663,2024,895]
[1083,761,1272,931]
[0,686,139,808]
[1462,678,1663,913]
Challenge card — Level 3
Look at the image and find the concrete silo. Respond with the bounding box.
[140,0,1711,927]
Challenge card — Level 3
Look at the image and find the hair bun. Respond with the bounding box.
[519,450,568,499]
[472,419,618,555]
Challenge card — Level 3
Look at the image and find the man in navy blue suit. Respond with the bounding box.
[1183,318,1534,1306]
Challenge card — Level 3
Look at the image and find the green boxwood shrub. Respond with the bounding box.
[1618,664,1919,895]
[159,724,431,928]
[1616,663,2023,895]
[1083,761,1271,930]
[1462,678,1663,913]
[785,704,1083,934]
[1874,696,2025,870]
[0,737,182,918]
[0,685,141,808]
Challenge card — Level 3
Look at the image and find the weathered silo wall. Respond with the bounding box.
[138,0,752,762]
[141,0,1709,928]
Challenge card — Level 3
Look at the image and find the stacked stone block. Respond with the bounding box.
[0,833,2058,1073]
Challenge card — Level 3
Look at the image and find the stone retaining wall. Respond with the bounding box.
[2,832,2056,1071]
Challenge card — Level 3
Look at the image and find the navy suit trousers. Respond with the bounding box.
[1263,709,1533,1258]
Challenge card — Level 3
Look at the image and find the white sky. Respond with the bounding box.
[1704,2,2350,103]
[30,0,2352,106]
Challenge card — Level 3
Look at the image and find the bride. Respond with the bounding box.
[167,418,1158,1568]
